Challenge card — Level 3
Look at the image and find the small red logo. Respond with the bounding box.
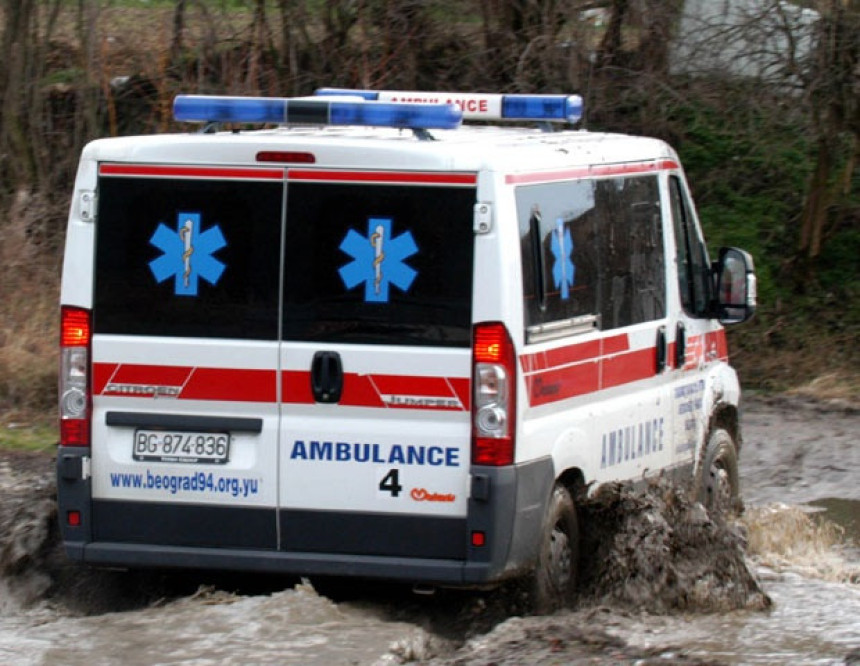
[410,488,456,502]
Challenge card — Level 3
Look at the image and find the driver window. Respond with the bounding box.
[669,176,711,317]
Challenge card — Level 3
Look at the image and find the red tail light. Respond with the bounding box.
[61,307,91,347]
[60,306,92,447]
[472,322,516,466]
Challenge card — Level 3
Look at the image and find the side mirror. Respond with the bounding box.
[715,247,756,325]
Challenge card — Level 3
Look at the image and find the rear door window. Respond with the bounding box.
[282,181,476,347]
[94,170,282,340]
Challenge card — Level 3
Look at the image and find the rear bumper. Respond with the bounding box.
[58,447,554,587]
[64,541,499,586]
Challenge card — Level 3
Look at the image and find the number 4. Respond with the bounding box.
[379,468,403,497]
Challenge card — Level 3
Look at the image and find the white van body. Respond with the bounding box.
[58,91,755,605]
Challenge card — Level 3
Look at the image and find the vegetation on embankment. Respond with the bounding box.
[1,2,857,437]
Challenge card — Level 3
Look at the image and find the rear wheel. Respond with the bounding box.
[699,427,740,515]
[531,484,579,614]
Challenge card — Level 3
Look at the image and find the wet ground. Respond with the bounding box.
[0,394,858,665]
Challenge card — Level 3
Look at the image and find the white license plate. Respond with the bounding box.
[133,430,230,464]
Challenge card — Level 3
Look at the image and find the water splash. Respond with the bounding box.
[744,502,860,583]
[577,478,771,613]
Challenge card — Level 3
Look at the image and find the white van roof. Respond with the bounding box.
[82,126,677,176]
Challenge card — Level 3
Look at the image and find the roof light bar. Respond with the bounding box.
[173,95,462,130]
[315,88,583,124]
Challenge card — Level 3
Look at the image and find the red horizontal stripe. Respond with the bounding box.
[182,368,276,402]
[601,348,656,390]
[108,364,192,386]
[283,371,469,410]
[92,363,118,396]
[287,169,477,186]
[681,330,730,369]
[93,363,465,410]
[709,329,729,361]
[526,362,600,406]
[521,327,730,407]
[591,160,679,176]
[95,363,275,402]
[520,335,620,374]
[505,159,680,185]
[372,374,454,396]
[280,371,389,409]
[545,339,601,369]
[99,164,284,180]
[602,333,630,355]
[524,345,657,406]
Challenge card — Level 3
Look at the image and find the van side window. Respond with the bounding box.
[598,176,665,329]
[669,176,712,317]
[518,175,664,337]
[518,181,599,328]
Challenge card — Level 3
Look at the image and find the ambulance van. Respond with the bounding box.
[58,89,756,610]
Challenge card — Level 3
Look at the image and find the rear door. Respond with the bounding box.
[90,164,283,550]
[278,169,477,561]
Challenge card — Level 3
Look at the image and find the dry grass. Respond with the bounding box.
[785,372,860,407]
[0,191,61,417]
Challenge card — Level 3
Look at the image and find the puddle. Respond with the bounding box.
[809,498,860,544]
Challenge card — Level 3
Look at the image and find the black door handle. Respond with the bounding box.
[310,351,343,403]
[675,322,686,369]
[656,326,667,374]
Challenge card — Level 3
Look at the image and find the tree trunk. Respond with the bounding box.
[798,138,834,261]
[170,0,187,64]
[596,0,628,69]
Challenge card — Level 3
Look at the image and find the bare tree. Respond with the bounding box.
[797,0,859,269]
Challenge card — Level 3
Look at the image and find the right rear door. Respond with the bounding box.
[277,169,479,561]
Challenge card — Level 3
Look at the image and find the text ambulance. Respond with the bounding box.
[58,89,756,611]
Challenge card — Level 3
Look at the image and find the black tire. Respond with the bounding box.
[531,484,579,614]
[699,427,740,515]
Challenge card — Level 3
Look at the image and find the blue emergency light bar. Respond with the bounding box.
[173,94,463,130]
[315,88,583,124]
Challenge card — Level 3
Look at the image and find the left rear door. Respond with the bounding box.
[90,164,284,551]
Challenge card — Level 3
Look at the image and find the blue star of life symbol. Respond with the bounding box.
[148,211,226,296]
[338,217,418,303]
[550,218,575,300]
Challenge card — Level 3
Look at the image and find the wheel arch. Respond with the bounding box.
[708,402,741,454]
[557,466,587,503]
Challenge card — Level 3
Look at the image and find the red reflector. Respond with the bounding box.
[67,511,81,527]
[61,419,90,447]
[256,151,316,164]
[471,531,486,547]
[473,322,509,363]
[473,436,514,466]
[61,307,91,347]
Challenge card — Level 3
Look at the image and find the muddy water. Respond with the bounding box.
[0,585,436,665]
[0,395,858,666]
